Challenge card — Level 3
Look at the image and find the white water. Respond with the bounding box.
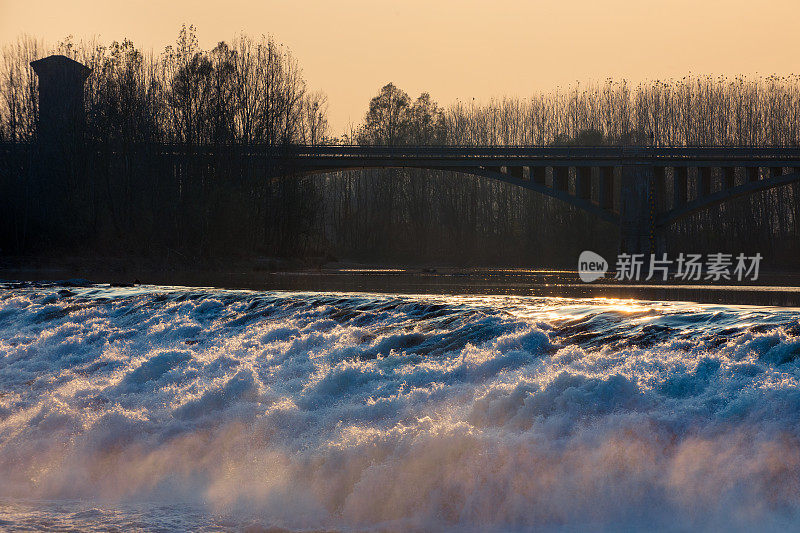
[1,282,800,531]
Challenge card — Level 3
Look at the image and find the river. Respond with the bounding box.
[1,281,800,531]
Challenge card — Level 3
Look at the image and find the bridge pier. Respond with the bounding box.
[531,166,546,186]
[577,167,592,200]
[619,164,661,256]
[698,167,712,198]
[654,166,667,212]
[554,166,569,191]
[724,167,736,189]
[674,167,688,207]
[598,167,614,210]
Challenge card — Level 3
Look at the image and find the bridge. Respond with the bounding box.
[260,144,800,255]
[13,140,800,256]
[19,54,800,257]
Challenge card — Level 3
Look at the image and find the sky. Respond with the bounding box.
[2,0,799,135]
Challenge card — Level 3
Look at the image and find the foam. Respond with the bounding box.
[1,284,800,530]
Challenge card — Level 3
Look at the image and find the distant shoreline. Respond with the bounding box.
[4,263,800,307]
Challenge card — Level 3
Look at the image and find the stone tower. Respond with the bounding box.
[30,55,91,147]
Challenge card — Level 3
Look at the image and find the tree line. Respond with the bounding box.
[1,28,799,267]
[0,26,329,145]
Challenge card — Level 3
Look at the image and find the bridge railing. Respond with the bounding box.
[5,141,800,162]
[275,145,800,164]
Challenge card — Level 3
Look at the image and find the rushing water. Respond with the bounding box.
[1,281,800,531]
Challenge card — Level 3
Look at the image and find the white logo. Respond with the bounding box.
[578,250,608,282]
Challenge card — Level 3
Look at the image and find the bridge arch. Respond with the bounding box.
[657,169,800,228]
[253,144,800,254]
[287,164,620,225]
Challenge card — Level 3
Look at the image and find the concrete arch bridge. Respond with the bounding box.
[258,144,800,254]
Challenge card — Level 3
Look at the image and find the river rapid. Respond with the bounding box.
[1,281,800,531]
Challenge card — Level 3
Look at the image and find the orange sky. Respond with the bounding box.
[2,0,799,134]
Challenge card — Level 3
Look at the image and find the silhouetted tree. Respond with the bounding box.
[359,83,411,145]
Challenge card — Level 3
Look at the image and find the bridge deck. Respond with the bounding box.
[255,145,800,168]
